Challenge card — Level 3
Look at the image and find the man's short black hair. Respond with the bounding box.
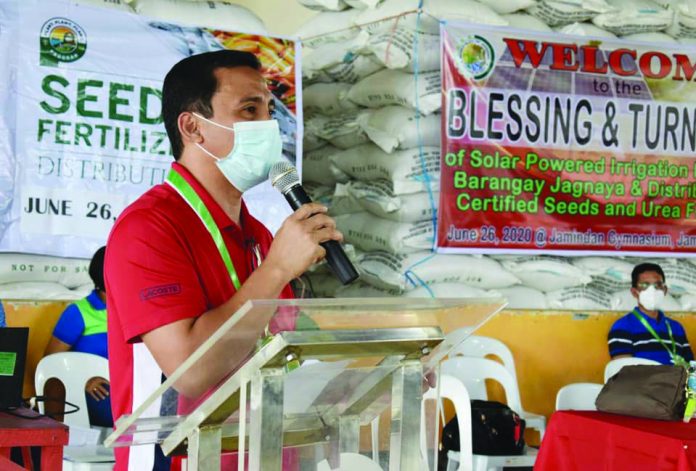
[89,246,106,292]
[162,50,262,160]
[631,262,665,288]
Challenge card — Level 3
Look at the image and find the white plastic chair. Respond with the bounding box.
[555,383,603,411]
[35,352,109,427]
[420,374,537,471]
[316,452,383,470]
[35,352,115,470]
[447,334,545,438]
[420,375,473,471]
[449,335,519,385]
[604,357,659,383]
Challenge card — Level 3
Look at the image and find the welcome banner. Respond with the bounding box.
[438,22,696,256]
[0,0,299,259]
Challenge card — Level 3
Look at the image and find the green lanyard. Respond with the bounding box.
[631,308,683,364]
[166,168,241,290]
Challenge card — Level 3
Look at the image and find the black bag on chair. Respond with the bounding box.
[441,400,526,460]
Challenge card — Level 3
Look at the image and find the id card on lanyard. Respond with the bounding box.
[631,308,686,367]
[166,168,301,357]
[166,168,242,290]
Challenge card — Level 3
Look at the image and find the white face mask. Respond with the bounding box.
[639,285,665,311]
[193,113,283,192]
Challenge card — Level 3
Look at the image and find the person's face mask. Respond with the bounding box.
[638,285,665,311]
[193,113,283,192]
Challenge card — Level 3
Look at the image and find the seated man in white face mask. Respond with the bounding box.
[608,263,693,366]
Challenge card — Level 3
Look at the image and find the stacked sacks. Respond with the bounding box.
[127,0,268,33]
[493,255,596,309]
[297,1,696,307]
[75,0,134,11]
[299,0,512,300]
[0,253,92,300]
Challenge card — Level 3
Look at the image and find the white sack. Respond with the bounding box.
[303,145,350,185]
[405,282,497,298]
[354,0,437,34]
[357,106,440,153]
[0,253,90,288]
[329,144,440,194]
[305,112,371,149]
[330,184,367,215]
[593,0,673,35]
[302,32,372,80]
[557,22,617,37]
[546,284,612,310]
[305,274,344,297]
[356,251,520,291]
[135,0,266,33]
[501,256,592,292]
[667,2,696,38]
[322,54,385,83]
[345,0,385,8]
[660,260,696,295]
[76,0,133,11]
[503,13,553,31]
[347,69,441,114]
[355,0,508,34]
[496,286,548,309]
[336,213,433,253]
[345,180,438,222]
[303,83,360,116]
[295,10,361,47]
[305,183,362,216]
[478,0,537,14]
[304,133,328,152]
[335,281,403,297]
[366,30,441,71]
[571,257,634,284]
[305,183,335,202]
[297,0,349,11]
[680,293,696,310]
[528,0,615,26]
[589,275,630,294]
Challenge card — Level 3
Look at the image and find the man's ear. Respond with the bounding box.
[630,287,639,300]
[179,112,203,145]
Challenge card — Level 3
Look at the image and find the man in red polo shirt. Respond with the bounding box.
[105,50,340,470]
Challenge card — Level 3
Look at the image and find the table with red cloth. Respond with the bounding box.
[0,408,69,470]
[535,410,696,471]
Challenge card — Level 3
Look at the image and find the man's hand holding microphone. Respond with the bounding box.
[265,161,359,286]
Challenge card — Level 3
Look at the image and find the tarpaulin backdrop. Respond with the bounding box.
[0,0,300,259]
[438,22,696,256]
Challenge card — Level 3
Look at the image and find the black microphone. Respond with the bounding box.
[270,161,359,285]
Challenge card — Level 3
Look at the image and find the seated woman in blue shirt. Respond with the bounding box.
[45,246,112,427]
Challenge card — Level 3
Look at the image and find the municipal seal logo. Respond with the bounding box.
[455,35,495,81]
[40,18,87,66]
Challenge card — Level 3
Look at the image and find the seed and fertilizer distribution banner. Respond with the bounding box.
[0,0,299,259]
[438,22,696,256]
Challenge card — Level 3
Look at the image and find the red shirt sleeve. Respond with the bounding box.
[105,208,208,343]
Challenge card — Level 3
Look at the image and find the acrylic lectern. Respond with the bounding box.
[104,298,504,470]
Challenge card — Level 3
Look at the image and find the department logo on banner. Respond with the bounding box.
[39,17,87,66]
[456,35,494,81]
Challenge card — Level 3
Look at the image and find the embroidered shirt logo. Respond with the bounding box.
[140,283,181,301]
